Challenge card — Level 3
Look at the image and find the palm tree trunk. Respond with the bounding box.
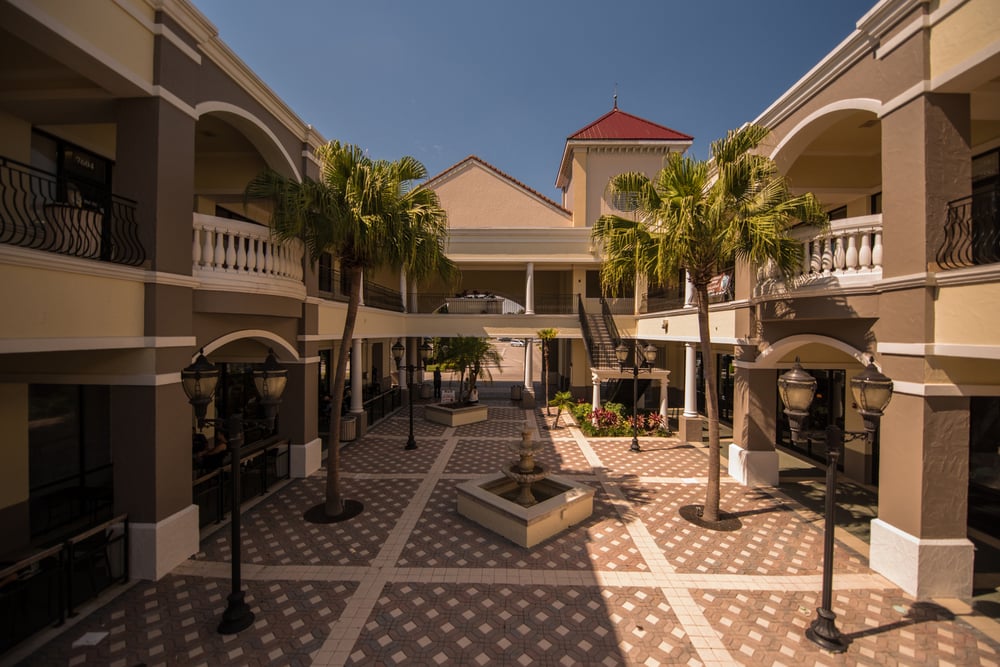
[695,283,722,523]
[325,265,363,517]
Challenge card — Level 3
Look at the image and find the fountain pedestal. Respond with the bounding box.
[456,425,594,547]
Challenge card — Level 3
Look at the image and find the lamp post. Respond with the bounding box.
[778,357,892,653]
[181,348,287,635]
[615,341,659,453]
[392,339,432,450]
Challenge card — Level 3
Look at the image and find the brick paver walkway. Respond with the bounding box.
[11,395,1000,666]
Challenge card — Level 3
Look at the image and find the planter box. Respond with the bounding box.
[425,403,488,426]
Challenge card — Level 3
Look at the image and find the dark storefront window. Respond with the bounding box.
[969,397,1000,538]
[28,385,113,539]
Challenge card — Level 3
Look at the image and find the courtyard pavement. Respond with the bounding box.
[9,389,1000,666]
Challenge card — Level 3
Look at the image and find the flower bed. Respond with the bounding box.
[570,401,672,437]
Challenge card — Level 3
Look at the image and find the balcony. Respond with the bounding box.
[937,188,999,270]
[192,213,305,298]
[0,157,145,266]
[755,215,883,297]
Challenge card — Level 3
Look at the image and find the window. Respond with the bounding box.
[870,192,882,215]
[28,385,113,537]
[827,206,847,220]
[31,130,113,212]
[606,190,639,213]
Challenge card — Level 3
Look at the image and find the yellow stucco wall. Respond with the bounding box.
[931,0,1000,81]
[30,0,155,87]
[639,308,737,341]
[0,263,144,339]
[433,162,571,229]
[935,282,1000,346]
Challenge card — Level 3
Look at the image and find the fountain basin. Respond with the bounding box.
[425,403,488,426]
[456,473,595,548]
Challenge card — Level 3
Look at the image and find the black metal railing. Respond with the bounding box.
[192,437,289,528]
[0,157,145,266]
[937,188,1000,269]
[578,295,618,369]
[364,386,402,427]
[0,514,128,653]
[535,294,575,314]
[362,281,404,312]
[647,295,686,312]
[600,297,623,347]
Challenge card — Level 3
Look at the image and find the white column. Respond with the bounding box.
[659,379,668,421]
[683,343,698,418]
[524,262,535,315]
[684,271,694,307]
[591,373,601,410]
[350,339,364,413]
[398,339,408,391]
[358,272,366,307]
[523,338,534,390]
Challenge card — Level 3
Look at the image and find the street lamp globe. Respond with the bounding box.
[181,350,220,423]
[615,342,629,366]
[851,360,894,420]
[642,343,658,366]
[778,358,817,443]
[254,349,287,427]
[419,341,433,364]
[391,340,405,364]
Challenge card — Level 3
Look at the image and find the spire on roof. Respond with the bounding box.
[613,84,618,110]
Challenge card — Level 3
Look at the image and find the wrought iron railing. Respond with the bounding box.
[937,189,1000,269]
[0,157,145,266]
[362,280,404,312]
[535,294,575,314]
[192,437,289,528]
[0,514,129,652]
[600,297,623,347]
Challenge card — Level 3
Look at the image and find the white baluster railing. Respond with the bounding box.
[192,213,304,296]
[756,214,883,296]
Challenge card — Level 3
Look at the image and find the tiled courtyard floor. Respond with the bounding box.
[10,395,1000,666]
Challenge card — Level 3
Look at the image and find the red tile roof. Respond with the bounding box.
[568,107,693,141]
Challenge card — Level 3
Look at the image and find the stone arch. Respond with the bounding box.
[752,334,882,371]
[195,101,301,181]
[767,98,883,174]
[196,329,299,362]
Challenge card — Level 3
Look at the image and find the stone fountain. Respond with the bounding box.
[456,423,594,547]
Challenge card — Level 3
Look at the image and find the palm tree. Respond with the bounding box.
[439,336,502,403]
[247,140,456,518]
[592,124,825,524]
[537,328,558,415]
[548,390,575,429]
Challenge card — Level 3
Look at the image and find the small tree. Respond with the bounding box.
[537,328,558,415]
[548,390,575,429]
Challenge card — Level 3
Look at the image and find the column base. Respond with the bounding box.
[727,443,779,486]
[521,390,536,409]
[678,415,702,443]
[290,437,322,478]
[870,518,974,599]
[130,504,200,580]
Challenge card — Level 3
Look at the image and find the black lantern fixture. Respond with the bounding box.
[393,339,432,450]
[777,357,816,443]
[778,355,892,653]
[615,340,659,453]
[181,348,287,635]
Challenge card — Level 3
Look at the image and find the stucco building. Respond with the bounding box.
[0,0,996,616]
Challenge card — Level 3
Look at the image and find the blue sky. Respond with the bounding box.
[194,0,876,201]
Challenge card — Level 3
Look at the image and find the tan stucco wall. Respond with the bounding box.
[641,308,737,342]
[433,162,571,229]
[0,384,29,509]
[29,0,155,88]
[586,149,679,228]
[0,263,144,339]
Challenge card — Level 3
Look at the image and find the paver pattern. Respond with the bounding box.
[11,392,1000,666]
